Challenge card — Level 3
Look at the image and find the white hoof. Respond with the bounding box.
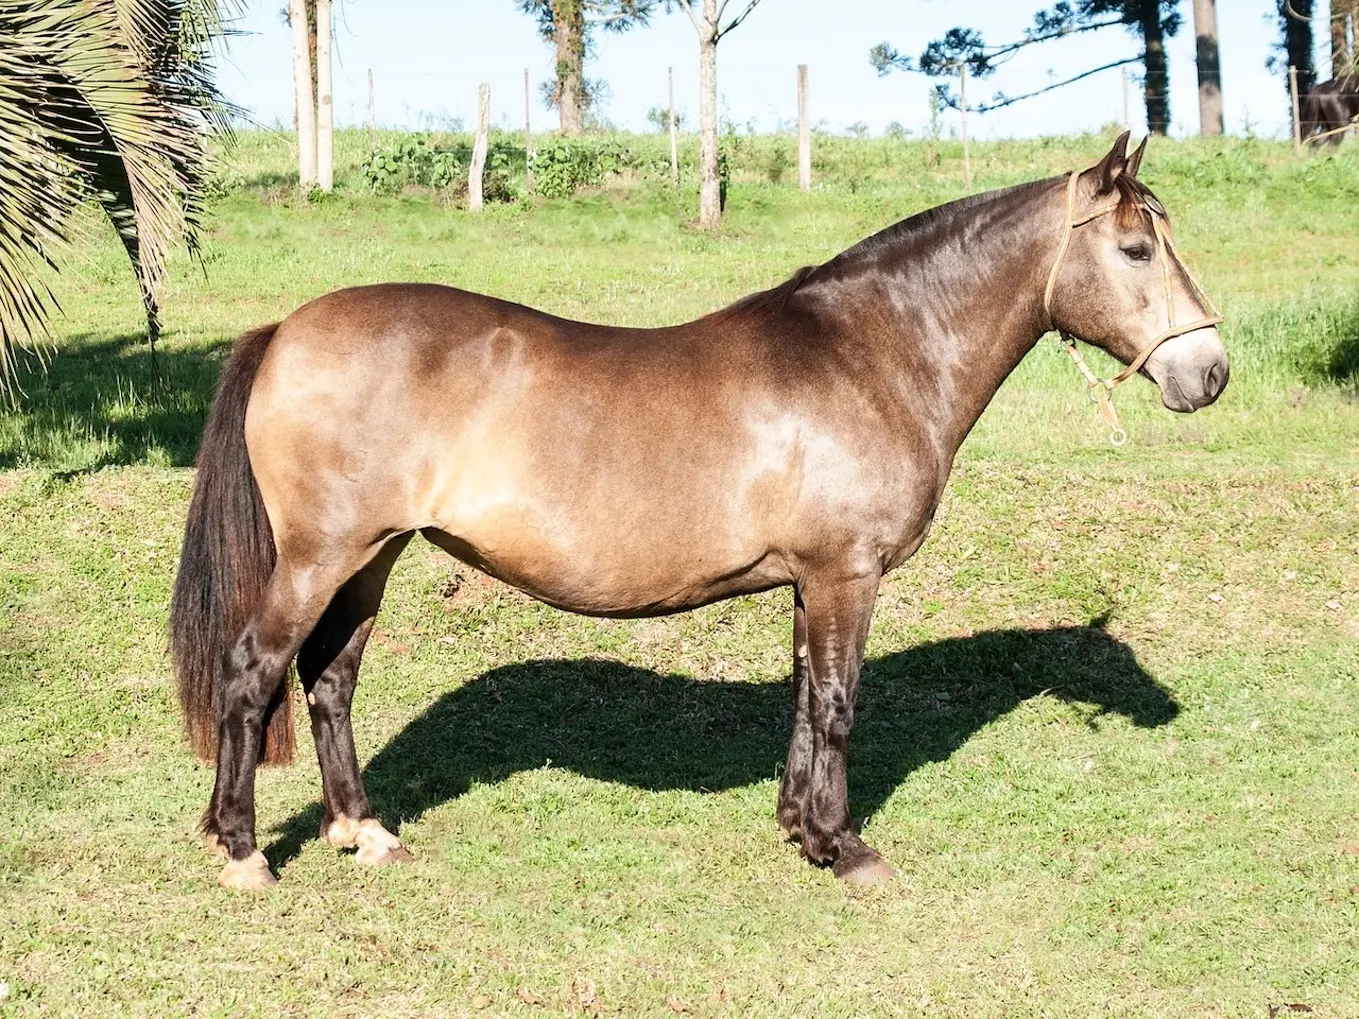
[327,815,412,866]
[218,850,278,890]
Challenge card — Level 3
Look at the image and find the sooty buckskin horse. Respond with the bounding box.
[1303,73,1359,145]
[171,133,1228,890]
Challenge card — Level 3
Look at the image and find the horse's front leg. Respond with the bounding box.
[794,569,897,884]
[777,589,811,840]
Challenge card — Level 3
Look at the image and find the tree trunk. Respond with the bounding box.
[1333,0,1355,78]
[1281,0,1315,99]
[289,0,316,189]
[1141,1,1170,135]
[306,0,318,117]
[697,0,720,229]
[316,0,333,191]
[1192,0,1223,135]
[553,0,585,135]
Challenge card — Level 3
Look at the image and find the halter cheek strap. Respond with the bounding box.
[1043,171,1225,446]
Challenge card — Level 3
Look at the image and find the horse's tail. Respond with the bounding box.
[170,323,295,766]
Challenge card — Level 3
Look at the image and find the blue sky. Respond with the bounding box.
[216,0,1342,140]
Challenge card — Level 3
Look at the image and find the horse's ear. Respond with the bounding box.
[1124,135,1149,179]
[1094,130,1131,195]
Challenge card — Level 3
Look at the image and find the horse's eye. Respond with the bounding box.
[1121,243,1153,263]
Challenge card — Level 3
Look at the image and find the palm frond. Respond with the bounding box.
[0,0,234,391]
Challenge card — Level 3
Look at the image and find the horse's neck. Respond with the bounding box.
[805,182,1062,460]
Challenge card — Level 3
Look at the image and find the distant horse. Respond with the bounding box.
[1303,73,1359,145]
[171,132,1228,890]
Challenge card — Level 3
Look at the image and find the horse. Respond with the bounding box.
[170,132,1228,890]
[1303,73,1359,145]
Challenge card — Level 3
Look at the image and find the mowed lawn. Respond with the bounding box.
[1,133,1358,1017]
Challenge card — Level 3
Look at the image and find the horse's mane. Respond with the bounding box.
[710,169,1164,321]
[708,264,817,322]
[817,178,1055,276]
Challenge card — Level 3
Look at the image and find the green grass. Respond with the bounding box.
[1,131,1358,1017]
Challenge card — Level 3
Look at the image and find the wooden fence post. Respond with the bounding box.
[469,83,490,211]
[959,62,972,192]
[524,69,533,195]
[1289,65,1303,155]
[368,69,377,150]
[797,64,811,191]
[668,67,679,186]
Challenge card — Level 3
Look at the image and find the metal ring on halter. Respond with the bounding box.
[1043,171,1225,446]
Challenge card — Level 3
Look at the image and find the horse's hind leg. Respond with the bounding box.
[206,552,361,890]
[297,534,413,867]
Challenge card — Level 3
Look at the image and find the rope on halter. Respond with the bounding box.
[1043,170,1224,447]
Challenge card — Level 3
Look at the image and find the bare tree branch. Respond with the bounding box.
[969,15,1125,70]
[971,56,1140,112]
[673,0,701,34]
[1284,0,1355,21]
[716,0,763,39]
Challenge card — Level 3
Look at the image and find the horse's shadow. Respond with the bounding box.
[267,622,1179,868]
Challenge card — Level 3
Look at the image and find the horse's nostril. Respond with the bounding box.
[1202,360,1229,396]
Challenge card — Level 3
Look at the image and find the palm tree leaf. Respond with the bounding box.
[0,0,233,390]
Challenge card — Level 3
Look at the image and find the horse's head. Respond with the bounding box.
[1045,132,1229,414]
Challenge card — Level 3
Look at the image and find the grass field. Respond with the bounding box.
[1,130,1357,1017]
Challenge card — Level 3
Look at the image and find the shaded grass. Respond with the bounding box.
[0,333,222,471]
[265,623,1178,872]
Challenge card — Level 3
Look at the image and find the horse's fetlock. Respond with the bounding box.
[799,820,846,865]
[776,793,804,837]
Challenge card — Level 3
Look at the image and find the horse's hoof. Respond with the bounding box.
[350,818,411,867]
[834,854,898,886]
[218,851,278,890]
[357,844,414,867]
[203,833,228,858]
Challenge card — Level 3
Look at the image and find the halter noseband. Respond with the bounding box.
[1043,171,1224,446]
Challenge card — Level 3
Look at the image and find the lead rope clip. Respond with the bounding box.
[1058,332,1127,447]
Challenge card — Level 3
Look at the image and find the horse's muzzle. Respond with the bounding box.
[1145,326,1230,413]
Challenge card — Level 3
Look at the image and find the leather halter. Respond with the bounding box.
[1043,171,1224,446]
